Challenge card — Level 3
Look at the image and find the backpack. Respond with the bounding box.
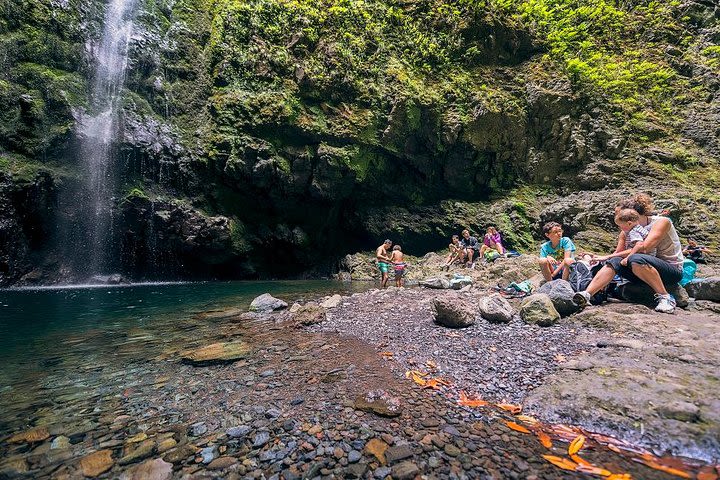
[484,250,501,262]
[680,258,697,286]
[568,262,593,293]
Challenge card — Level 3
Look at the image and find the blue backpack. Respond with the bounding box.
[680,258,697,286]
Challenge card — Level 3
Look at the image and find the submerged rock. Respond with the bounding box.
[536,279,579,317]
[685,277,720,302]
[119,458,173,480]
[520,294,560,327]
[353,390,402,417]
[432,296,477,328]
[180,341,250,366]
[291,303,327,326]
[477,294,515,323]
[79,449,114,477]
[420,277,452,289]
[249,293,288,312]
[89,274,128,285]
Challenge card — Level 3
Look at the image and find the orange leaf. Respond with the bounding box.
[505,421,530,434]
[380,351,393,358]
[576,464,612,476]
[516,415,538,425]
[497,403,522,414]
[636,458,691,479]
[607,444,622,454]
[607,475,633,480]
[422,377,450,390]
[458,391,489,407]
[568,435,586,455]
[536,431,553,449]
[542,455,578,471]
[570,454,592,467]
[698,466,718,480]
[426,360,437,369]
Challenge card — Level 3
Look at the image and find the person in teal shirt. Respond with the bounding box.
[539,221,576,281]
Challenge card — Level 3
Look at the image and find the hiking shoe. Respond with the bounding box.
[654,294,676,314]
[572,291,592,309]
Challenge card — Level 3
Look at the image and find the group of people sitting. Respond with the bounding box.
[442,227,506,269]
[374,193,711,313]
[539,193,710,314]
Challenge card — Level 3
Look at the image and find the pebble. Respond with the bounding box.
[199,446,217,464]
[391,461,420,480]
[226,425,251,438]
[347,450,362,463]
[384,444,413,464]
[190,422,207,437]
[252,432,270,448]
[207,456,237,470]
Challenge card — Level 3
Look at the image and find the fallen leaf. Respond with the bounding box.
[607,444,622,454]
[516,415,538,425]
[576,464,612,476]
[380,351,393,358]
[635,458,691,479]
[570,454,592,466]
[458,391,489,407]
[422,377,451,390]
[426,360,437,369]
[542,455,578,471]
[568,435,586,455]
[555,353,567,363]
[606,475,633,480]
[536,431,553,449]
[697,468,718,480]
[497,403,522,414]
[505,421,530,434]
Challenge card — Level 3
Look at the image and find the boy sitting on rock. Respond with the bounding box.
[539,221,576,281]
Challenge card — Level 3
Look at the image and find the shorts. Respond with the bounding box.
[394,263,406,278]
[377,262,392,274]
[606,254,683,286]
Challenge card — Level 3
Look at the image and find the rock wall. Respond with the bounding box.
[1,0,719,284]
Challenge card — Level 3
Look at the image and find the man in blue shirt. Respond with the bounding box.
[539,222,576,281]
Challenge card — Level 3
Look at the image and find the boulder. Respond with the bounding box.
[477,295,515,324]
[321,294,343,308]
[249,293,288,312]
[520,294,560,327]
[536,279,579,316]
[449,275,473,289]
[291,303,327,326]
[420,277,452,289]
[618,282,689,308]
[180,341,250,366]
[432,296,477,328]
[685,277,720,302]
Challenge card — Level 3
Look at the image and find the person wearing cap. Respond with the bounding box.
[376,239,393,288]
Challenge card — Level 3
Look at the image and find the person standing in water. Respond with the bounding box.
[376,239,393,288]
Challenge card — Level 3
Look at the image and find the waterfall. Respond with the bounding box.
[76,0,136,277]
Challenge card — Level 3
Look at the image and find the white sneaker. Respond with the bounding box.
[654,294,676,314]
[572,291,592,309]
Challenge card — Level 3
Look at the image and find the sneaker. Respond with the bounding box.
[572,291,592,309]
[654,294,676,314]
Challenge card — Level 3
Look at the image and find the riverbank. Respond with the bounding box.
[2,267,720,478]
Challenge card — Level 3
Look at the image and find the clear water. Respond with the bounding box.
[0,280,371,433]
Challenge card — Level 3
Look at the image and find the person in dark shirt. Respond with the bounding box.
[683,239,711,264]
[460,229,480,268]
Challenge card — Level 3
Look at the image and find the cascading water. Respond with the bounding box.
[76,0,136,277]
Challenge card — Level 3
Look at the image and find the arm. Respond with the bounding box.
[595,231,630,261]
[637,217,670,253]
[621,242,643,266]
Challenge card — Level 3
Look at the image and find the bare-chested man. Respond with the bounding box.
[376,239,393,288]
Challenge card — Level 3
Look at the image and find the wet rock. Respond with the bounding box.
[89,274,128,285]
[51,435,71,450]
[345,462,367,478]
[157,438,177,453]
[385,444,413,464]
[0,456,28,476]
[291,303,327,326]
[420,277,451,289]
[180,341,250,366]
[162,444,197,464]
[321,294,343,308]
[536,279,579,316]
[391,461,419,479]
[126,432,148,444]
[119,458,173,480]
[226,425,251,438]
[199,445,217,464]
[685,277,720,302]
[520,294,560,327]
[477,294,515,323]
[353,390,402,417]
[363,438,389,465]
[119,440,156,465]
[6,426,50,444]
[207,456,237,470]
[249,293,288,313]
[432,296,476,328]
[79,449,114,477]
[656,401,701,422]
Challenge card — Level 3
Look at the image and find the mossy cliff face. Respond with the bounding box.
[1,0,719,284]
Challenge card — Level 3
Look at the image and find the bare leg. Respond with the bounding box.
[466,249,474,265]
[494,244,504,255]
[561,258,575,280]
[630,264,668,295]
[539,258,554,281]
[585,265,616,295]
[381,272,388,288]
[479,245,489,256]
